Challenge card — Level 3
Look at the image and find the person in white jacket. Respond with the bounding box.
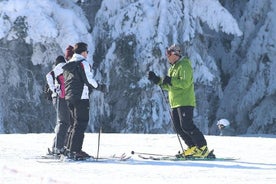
[46,55,71,155]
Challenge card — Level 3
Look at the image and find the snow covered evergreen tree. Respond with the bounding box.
[89,0,242,133]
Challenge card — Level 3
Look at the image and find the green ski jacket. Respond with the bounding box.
[160,57,196,108]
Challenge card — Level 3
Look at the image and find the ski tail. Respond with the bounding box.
[131,150,174,157]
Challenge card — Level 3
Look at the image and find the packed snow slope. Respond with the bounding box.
[0,133,276,184]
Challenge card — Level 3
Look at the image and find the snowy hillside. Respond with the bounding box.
[1,133,276,184]
[0,0,275,134]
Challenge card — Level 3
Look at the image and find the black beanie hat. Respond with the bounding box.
[74,42,88,54]
[55,55,66,66]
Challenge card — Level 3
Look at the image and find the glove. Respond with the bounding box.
[148,71,160,84]
[97,83,107,93]
[54,86,61,95]
[162,76,172,85]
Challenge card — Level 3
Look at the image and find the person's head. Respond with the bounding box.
[74,42,88,58]
[166,44,181,64]
[65,45,74,61]
[217,119,230,130]
[55,55,66,66]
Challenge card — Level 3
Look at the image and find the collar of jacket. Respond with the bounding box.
[68,53,86,62]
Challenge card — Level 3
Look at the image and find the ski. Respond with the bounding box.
[36,153,131,163]
[40,154,61,159]
[132,150,237,161]
[35,148,62,159]
[137,154,237,161]
[61,153,131,162]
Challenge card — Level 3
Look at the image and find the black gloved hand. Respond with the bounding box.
[148,71,161,84]
[162,76,172,85]
[97,83,107,93]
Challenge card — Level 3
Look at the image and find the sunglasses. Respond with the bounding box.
[166,48,174,56]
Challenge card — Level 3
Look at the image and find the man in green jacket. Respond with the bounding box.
[148,44,211,158]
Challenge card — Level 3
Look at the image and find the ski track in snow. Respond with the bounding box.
[0,133,276,184]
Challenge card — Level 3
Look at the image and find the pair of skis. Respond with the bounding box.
[36,151,237,163]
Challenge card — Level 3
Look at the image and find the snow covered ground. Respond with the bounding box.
[0,133,276,184]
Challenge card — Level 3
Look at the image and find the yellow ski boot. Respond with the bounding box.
[190,145,210,158]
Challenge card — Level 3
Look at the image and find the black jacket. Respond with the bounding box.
[63,60,93,104]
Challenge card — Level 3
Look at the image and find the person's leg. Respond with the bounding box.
[172,108,195,147]
[64,101,75,152]
[68,100,89,153]
[51,97,59,152]
[179,106,207,148]
[55,98,70,150]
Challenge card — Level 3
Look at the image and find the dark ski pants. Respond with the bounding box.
[52,97,70,150]
[65,99,89,153]
[171,106,207,148]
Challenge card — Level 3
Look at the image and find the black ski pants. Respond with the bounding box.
[171,106,207,148]
[52,97,70,150]
[65,99,90,153]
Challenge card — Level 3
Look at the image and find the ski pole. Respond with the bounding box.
[96,126,102,161]
[54,96,59,152]
[95,91,106,161]
[159,87,184,153]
